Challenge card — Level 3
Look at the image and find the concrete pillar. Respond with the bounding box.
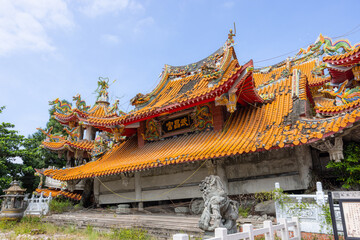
[66,151,72,167]
[134,172,143,210]
[295,145,313,189]
[216,162,229,194]
[94,178,100,207]
[85,126,96,140]
[79,125,84,140]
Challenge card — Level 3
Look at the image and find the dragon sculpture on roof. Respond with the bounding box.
[319,80,360,105]
[95,77,110,102]
[37,127,65,142]
[49,98,72,114]
[297,34,360,57]
[73,94,90,112]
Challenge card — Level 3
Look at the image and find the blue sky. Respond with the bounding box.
[1,0,360,137]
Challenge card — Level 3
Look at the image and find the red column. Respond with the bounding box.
[137,121,145,148]
[212,102,224,132]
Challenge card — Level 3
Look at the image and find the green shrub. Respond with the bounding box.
[49,198,73,213]
[238,206,251,217]
[327,142,360,189]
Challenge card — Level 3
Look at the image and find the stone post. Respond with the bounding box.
[294,145,313,189]
[94,178,101,207]
[134,172,143,211]
[216,162,229,194]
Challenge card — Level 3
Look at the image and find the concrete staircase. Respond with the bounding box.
[43,210,204,239]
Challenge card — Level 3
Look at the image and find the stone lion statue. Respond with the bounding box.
[198,175,239,233]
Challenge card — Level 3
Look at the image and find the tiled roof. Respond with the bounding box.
[42,139,94,152]
[81,59,256,128]
[41,141,67,151]
[323,45,360,65]
[308,76,331,87]
[43,60,360,181]
[34,188,61,198]
[54,45,263,130]
[35,188,82,201]
[54,103,119,125]
[315,99,360,115]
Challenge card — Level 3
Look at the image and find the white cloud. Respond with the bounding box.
[81,0,144,17]
[0,0,73,55]
[134,17,155,34]
[101,34,120,44]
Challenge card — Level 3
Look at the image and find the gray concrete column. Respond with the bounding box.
[85,126,96,140]
[93,178,100,207]
[216,162,229,194]
[295,145,313,189]
[134,172,143,211]
[79,125,84,140]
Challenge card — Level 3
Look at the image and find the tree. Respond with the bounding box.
[0,106,26,193]
[327,142,360,189]
[20,106,66,192]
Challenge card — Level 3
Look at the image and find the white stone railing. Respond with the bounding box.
[173,218,300,240]
[24,192,52,216]
[275,182,342,233]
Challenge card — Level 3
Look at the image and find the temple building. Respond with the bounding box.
[37,31,360,209]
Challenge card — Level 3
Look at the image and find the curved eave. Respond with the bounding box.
[315,99,360,115]
[66,140,94,152]
[309,76,331,87]
[41,141,67,151]
[42,139,93,152]
[236,60,264,106]
[323,45,360,66]
[54,112,80,125]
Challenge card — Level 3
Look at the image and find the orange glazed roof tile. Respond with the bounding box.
[42,139,94,152]
[323,45,360,66]
[34,188,61,198]
[35,188,82,201]
[315,99,360,115]
[54,42,263,130]
[53,102,121,125]
[43,60,360,181]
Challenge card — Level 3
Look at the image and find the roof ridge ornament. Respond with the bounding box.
[227,24,236,47]
[95,77,111,103]
[73,94,90,112]
[49,98,72,114]
[296,33,360,59]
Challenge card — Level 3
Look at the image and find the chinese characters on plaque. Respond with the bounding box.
[331,191,360,240]
[162,115,193,134]
[341,201,360,239]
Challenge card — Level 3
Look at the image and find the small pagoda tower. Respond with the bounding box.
[0,181,27,221]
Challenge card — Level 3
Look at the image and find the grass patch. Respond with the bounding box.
[0,217,155,239]
[106,228,154,240]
